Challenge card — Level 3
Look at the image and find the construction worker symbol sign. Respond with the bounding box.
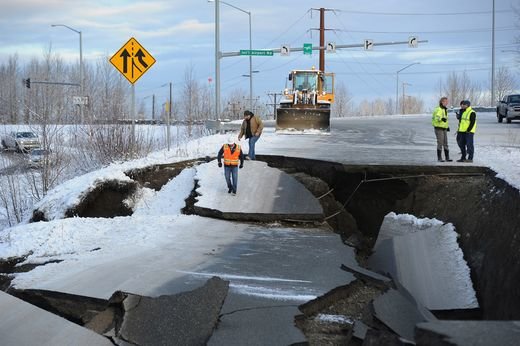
[110,37,156,84]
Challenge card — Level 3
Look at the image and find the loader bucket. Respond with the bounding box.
[276,108,330,133]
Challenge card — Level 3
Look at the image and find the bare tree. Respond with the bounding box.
[495,66,518,101]
[332,82,353,118]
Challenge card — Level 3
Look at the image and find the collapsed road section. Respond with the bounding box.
[1,155,520,344]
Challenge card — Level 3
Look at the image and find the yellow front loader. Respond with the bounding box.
[276,68,334,133]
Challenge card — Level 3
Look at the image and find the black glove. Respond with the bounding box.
[441,118,447,122]
[447,127,450,132]
[218,162,222,168]
[239,164,243,169]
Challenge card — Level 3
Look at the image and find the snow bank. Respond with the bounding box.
[132,167,196,216]
[478,145,520,191]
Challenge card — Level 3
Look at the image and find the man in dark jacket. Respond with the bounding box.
[456,100,477,163]
[217,136,245,195]
[238,110,264,160]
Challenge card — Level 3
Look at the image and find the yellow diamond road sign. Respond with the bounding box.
[110,37,156,84]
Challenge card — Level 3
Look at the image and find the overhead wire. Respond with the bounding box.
[333,9,510,16]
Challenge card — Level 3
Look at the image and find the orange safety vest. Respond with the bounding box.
[223,144,241,166]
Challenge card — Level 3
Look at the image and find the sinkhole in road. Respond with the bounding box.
[258,154,520,321]
[11,155,520,327]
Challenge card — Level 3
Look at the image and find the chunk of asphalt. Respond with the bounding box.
[114,276,229,346]
[193,160,323,222]
[362,328,412,346]
[340,263,392,285]
[0,291,113,346]
[352,320,369,340]
[368,226,479,311]
[415,321,520,346]
[372,287,435,342]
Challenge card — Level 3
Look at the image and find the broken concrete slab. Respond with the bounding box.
[415,321,520,346]
[0,291,112,346]
[373,212,447,249]
[368,213,478,311]
[112,277,229,346]
[194,160,323,222]
[372,288,436,342]
[340,263,392,284]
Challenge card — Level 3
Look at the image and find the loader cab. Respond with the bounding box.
[293,72,318,92]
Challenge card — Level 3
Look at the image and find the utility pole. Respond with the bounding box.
[310,8,337,73]
[319,8,325,72]
[402,82,411,114]
[228,101,241,119]
[266,91,283,120]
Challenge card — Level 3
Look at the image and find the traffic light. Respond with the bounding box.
[24,78,31,89]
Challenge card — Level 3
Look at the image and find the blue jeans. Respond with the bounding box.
[457,132,474,160]
[248,136,260,160]
[224,165,238,192]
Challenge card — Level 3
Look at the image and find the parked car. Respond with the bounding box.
[1,131,41,152]
[497,94,520,123]
[27,148,52,167]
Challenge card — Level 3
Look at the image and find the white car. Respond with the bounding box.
[28,148,52,166]
[1,131,41,152]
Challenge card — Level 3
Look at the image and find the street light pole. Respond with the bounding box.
[215,0,220,120]
[209,0,253,113]
[51,24,83,123]
[491,0,496,106]
[396,62,420,114]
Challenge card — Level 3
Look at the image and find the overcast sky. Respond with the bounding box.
[0,0,518,112]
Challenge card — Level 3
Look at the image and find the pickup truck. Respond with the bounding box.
[1,131,41,152]
[497,94,520,123]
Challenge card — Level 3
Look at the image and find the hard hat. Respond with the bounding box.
[227,135,235,144]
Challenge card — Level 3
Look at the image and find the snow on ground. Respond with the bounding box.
[315,314,353,324]
[1,114,520,295]
[478,145,520,191]
[132,167,196,216]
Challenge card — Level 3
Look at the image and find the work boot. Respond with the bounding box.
[465,159,473,163]
[456,157,466,162]
[437,150,444,162]
[444,149,453,162]
[228,188,232,194]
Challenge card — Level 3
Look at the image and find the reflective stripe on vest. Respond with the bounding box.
[432,106,448,129]
[458,106,477,133]
[223,144,241,166]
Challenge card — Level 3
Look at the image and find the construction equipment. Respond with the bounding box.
[276,67,334,133]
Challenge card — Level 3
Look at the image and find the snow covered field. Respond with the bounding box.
[1,113,519,294]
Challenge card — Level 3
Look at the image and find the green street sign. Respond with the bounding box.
[303,43,312,55]
[240,49,274,56]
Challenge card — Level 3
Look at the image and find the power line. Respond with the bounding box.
[339,26,516,35]
[335,8,510,16]
[333,64,518,76]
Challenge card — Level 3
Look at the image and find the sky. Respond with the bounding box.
[0,0,518,114]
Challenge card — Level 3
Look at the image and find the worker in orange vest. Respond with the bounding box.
[217,136,245,195]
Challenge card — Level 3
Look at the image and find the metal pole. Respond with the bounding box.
[248,11,253,110]
[152,94,155,122]
[395,73,399,114]
[131,84,135,149]
[168,82,172,151]
[491,0,496,106]
[395,63,420,114]
[402,82,405,114]
[215,0,221,120]
[79,30,84,124]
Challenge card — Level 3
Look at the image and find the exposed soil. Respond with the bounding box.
[125,159,202,191]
